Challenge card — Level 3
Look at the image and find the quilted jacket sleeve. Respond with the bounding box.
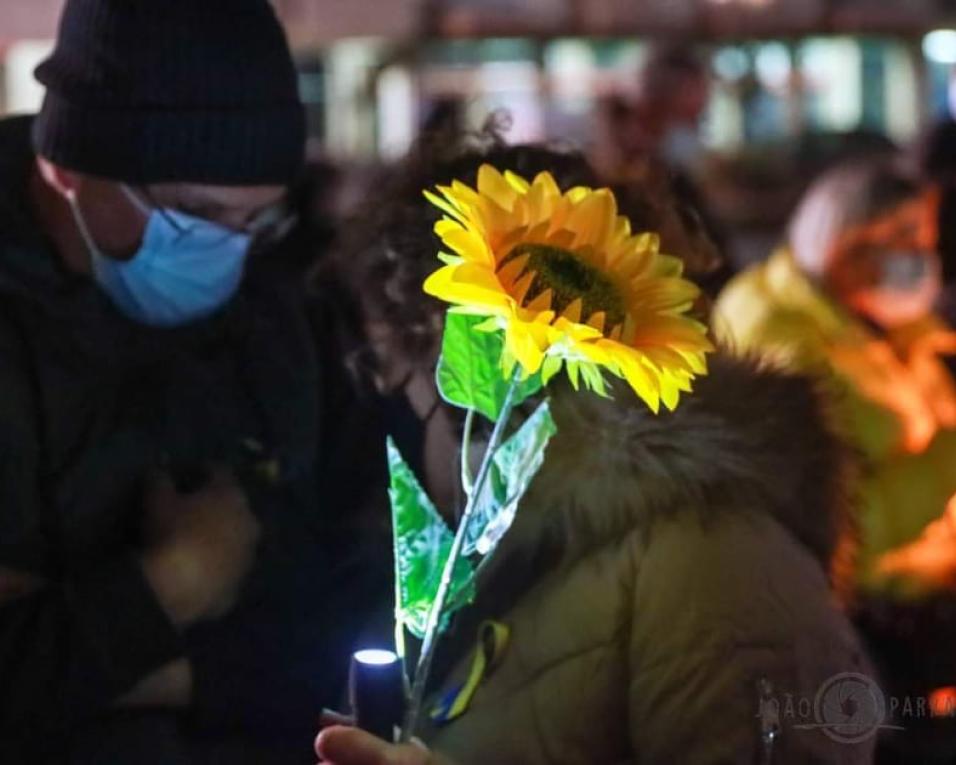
[628,510,876,764]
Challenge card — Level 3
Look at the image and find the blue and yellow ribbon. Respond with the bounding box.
[430,621,510,724]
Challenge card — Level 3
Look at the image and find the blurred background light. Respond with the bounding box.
[801,37,863,132]
[4,40,54,114]
[713,46,750,82]
[755,41,791,89]
[377,65,418,160]
[924,29,956,65]
[545,39,596,109]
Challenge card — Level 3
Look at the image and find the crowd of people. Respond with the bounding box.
[1,0,956,764]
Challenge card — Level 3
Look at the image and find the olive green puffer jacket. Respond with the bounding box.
[422,355,875,765]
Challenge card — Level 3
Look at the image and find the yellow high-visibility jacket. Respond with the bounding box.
[715,248,956,597]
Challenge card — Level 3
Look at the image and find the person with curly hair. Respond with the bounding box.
[311,136,874,765]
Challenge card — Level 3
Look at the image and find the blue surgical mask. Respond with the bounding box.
[67,186,252,327]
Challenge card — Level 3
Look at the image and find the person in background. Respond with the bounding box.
[918,118,956,329]
[715,157,956,762]
[313,137,874,764]
[595,44,731,297]
[595,44,711,176]
[0,1,376,762]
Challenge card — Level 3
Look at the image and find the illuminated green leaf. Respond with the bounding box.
[436,312,543,421]
[388,438,475,638]
[464,401,557,557]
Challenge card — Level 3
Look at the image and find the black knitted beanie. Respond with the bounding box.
[32,0,305,185]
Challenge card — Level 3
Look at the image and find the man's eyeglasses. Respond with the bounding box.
[129,186,298,247]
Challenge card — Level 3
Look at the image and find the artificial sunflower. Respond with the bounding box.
[423,164,713,412]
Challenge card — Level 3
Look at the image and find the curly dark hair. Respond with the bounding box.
[318,128,720,384]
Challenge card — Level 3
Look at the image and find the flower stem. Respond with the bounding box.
[459,408,476,501]
[400,374,522,742]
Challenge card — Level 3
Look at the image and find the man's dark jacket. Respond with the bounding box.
[0,116,386,764]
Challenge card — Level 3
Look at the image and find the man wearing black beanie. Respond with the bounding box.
[0,1,369,763]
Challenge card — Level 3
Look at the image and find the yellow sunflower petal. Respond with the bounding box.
[531,171,561,200]
[505,319,548,375]
[525,174,559,223]
[682,351,709,375]
[496,253,530,289]
[612,215,632,243]
[423,265,511,314]
[653,253,685,278]
[523,221,551,244]
[636,232,660,254]
[587,311,606,334]
[441,226,494,266]
[565,190,615,250]
[566,186,592,203]
[423,165,712,409]
[612,242,655,280]
[616,353,661,413]
[552,317,603,342]
[452,262,509,294]
[448,180,482,208]
[544,228,576,250]
[659,374,681,411]
[496,226,531,258]
[504,170,532,194]
[562,297,583,324]
[524,288,553,313]
[511,271,536,305]
[642,346,699,376]
[435,219,464,239]
[571,338,614,366]
[424,189,468,224]
[478,165,520,212]
[628,316,715,353]
[624,278,700,313]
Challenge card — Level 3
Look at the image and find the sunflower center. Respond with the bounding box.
[502,243,626,329]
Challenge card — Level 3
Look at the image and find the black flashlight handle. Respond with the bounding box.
[350,655,406,742]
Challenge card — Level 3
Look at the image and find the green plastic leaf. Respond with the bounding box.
[579,362,609,397]
[566,360,581,390]
[464,401,558,557]
[541,355,563,386]
[388,438,475,639]
[436,312,543,420]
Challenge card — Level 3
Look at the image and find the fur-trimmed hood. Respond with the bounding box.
[525,351,854,573]
[428,351,873,765]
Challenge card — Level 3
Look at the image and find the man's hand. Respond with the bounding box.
[316,726,434,765]
[140,467,260,626]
